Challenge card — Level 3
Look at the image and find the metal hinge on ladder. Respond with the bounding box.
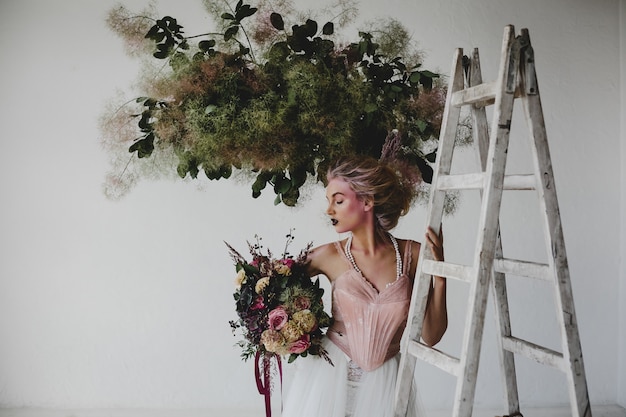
[393,25,591,417]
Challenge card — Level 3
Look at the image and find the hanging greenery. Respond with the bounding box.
[102,0,448,206]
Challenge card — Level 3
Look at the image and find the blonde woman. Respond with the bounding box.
[282,156,446,417]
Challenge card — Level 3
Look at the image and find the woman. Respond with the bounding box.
[282,156,446,417]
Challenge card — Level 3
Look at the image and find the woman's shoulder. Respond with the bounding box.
[306,239,347,278]
[396,237,421,255]
[396,237,421,278]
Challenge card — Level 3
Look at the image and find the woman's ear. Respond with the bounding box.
[362,197,374,212]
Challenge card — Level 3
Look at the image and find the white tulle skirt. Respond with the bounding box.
[281,338,424,417]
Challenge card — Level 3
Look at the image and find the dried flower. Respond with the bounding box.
[281,321,304,343]
[292,309,317,333]
[273,260,292,276]
[106,4,157,57]
[261,329,286,353]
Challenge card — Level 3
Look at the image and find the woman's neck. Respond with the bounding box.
[349,226,390,256]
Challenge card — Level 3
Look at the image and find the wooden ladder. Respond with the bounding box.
[393,25,592,417]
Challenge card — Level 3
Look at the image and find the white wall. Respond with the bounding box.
[0,0,622,414]
[618,1,626,406]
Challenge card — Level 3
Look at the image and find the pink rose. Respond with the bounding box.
[288,334,311,354]
[268,306,288,330]
[251,295,265,311]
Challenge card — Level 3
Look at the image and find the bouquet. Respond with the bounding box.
[227,233,333,364]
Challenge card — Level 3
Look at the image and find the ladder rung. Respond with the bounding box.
[451,83,523,108]
[451,81,497,107]
[493,258,551,281]
[501,336,565,371]
[437,173,484,190]
[422,259,473,283]
[436,174,535,191]
[408,340,460,376]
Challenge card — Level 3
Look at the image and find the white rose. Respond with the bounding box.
[255,277,270,294]
[234,269,246,289]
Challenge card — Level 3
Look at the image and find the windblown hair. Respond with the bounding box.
[327,156,418,234]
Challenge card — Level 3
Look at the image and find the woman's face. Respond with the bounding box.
[325,177,372,233]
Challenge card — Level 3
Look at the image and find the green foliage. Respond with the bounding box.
[145,16,187,58]
[109,0,448,206]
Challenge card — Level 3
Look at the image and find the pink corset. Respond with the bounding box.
[327,240,413,372]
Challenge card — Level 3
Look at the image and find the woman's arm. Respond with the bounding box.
[305,242,340,279]
[421,226,448,346]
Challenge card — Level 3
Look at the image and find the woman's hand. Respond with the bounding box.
[425,225,444,262]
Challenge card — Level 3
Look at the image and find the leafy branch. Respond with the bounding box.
[103,0,452,207]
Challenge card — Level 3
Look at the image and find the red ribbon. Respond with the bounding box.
[254,351,282,417]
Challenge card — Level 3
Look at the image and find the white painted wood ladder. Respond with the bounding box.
[393,25,591,417]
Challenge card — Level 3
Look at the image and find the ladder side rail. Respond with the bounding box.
[393,240,432,417]
[393,48,466,417]
[468,47,521,417]
[491,239,522,415]
[469,48,491,170]
[407,46,466,344]
[518,29,592,417]
[452,25,520,417]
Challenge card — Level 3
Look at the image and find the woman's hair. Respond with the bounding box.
[327,155,418,233]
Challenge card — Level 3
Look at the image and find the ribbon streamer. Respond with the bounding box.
[254,351,282,417]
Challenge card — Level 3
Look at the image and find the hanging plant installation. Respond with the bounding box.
[102,0,449,206]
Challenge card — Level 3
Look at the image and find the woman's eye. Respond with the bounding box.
[336,200,343,205]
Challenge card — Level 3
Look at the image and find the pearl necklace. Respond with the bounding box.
[345,233,403,280]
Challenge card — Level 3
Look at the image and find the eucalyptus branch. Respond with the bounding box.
[239,25,258,64]
[185,32,224,39]
[222,0,258,64]
[327,6,358,26]
[118,14,156,24]
[116,154,135,184]
[104,98,142,125]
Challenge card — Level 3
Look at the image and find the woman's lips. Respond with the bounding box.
[331,219,338,226]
